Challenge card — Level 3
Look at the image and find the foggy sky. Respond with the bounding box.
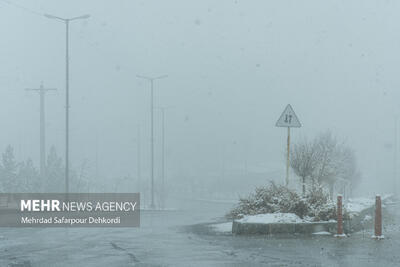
[1,0,399,195]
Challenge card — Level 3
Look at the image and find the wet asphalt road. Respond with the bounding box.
[0,199,399,267]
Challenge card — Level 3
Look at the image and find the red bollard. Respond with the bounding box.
[372,195,384,239]
[335,195,346,237]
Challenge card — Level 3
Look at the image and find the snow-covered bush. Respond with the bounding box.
[304,185,337,221]
[228,182,338,222]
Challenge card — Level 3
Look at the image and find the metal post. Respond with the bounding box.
[150,80,154,209]
[39,86,45,177]
[95,133,98,180]
[44,13,90,194]
[161,108,165,208]
[137,125,141,198]
[286,127,290,186]
[395,117,398,196]
[65,20,70,194]
[136,74,167,209]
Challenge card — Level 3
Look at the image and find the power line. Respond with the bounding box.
[0,0,44,17]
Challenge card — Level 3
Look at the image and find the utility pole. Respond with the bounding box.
[26,82,56,178]
[45,13,90,194]
[136,75,167,209]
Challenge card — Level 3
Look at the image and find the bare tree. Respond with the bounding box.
[312,132,338,196]
[290,138,318,196]
[312,131,358,198]
[291,131,359,198]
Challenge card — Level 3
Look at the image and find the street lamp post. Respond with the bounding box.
[156,106,172,209]
[136,75,167,209]
[44,13,90,194]
[394,116,398,196]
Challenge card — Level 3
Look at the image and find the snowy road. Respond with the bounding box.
[0,199,238,266]
[196,223,400,266]
[0,199,399,266]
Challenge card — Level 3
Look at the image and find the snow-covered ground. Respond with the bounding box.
[140,206,179,211]
[1,197,399,266]
[0,198,238,266]
[345,195,394,220]
[346,197,375,214]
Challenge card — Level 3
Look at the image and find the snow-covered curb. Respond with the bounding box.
[232,219,336,235]
[312,231,331,235]
[211,221,337,235]
[210,222,232,233]
[229,213,336,235]
[236,213,305,224]
[226,196,394,235]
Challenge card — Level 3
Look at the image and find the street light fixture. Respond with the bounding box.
[45,13,90,194]
[44,14,90,21]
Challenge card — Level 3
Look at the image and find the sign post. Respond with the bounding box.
[275,104,301,186]
[287,127,290,186]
